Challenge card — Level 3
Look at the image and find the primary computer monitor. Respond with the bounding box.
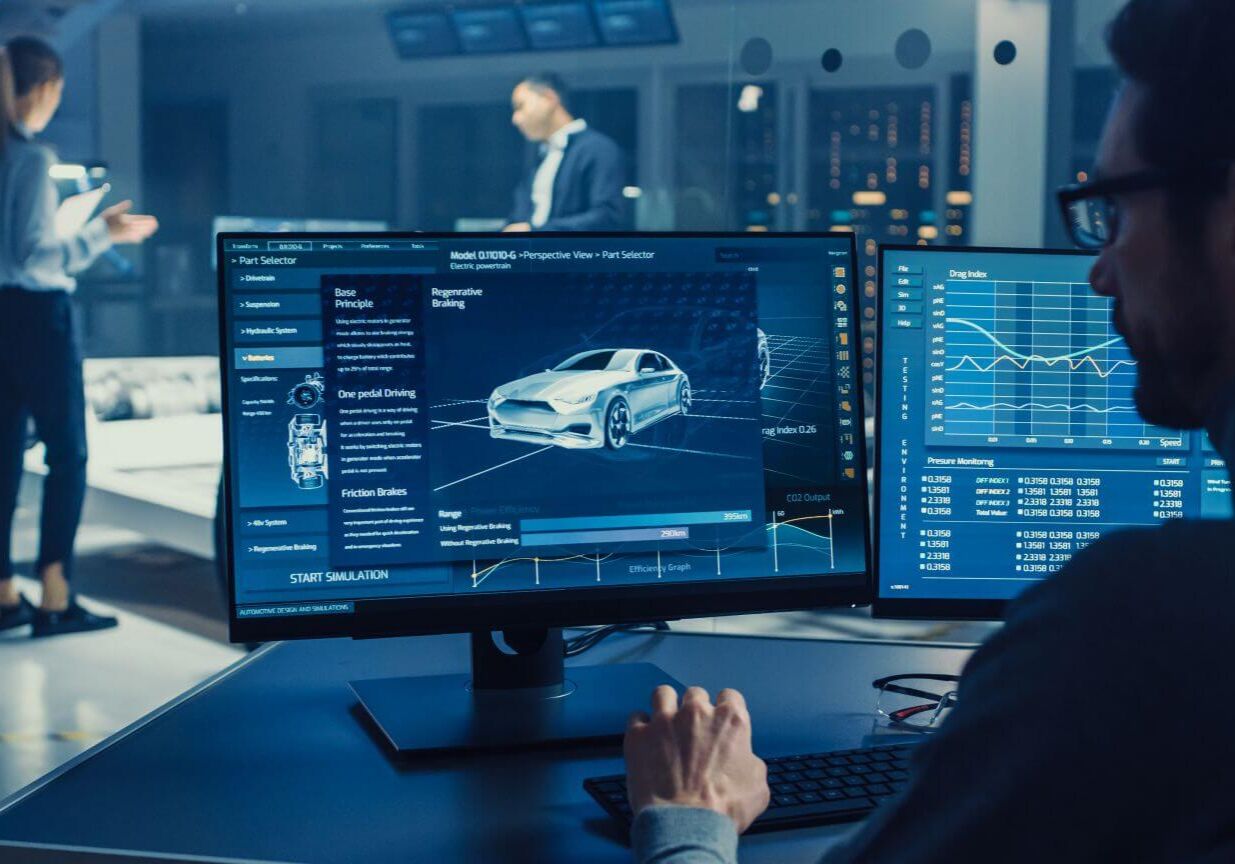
[218,231,868,749]
[874,245,1232,620]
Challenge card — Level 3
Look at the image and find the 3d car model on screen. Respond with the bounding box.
[288,413,328,489]
[757,328,770,390]
[488,349,692,450]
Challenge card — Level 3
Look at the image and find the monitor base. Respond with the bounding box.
[350,628,679,753]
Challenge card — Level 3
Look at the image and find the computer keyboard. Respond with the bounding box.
[583,742,919,834]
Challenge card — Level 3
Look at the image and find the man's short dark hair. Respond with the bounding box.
[1107,0,1235,224]
[520,72,571,114]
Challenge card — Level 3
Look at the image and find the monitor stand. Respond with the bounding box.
[350,628,680,754]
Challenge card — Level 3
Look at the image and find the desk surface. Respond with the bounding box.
[0,631,971,863]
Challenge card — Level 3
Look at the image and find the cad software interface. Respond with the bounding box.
[221,234,866,620]
[878,247,1232,604]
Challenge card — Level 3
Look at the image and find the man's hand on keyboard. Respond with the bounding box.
[623,685,770,833]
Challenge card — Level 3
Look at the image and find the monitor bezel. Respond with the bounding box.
[218,230,872,643]
[872,243,1099,622]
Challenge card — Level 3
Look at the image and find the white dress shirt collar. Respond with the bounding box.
[543,118,587,154]
[530,119,588,228]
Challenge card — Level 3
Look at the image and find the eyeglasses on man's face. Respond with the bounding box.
[1057,161,1231,250]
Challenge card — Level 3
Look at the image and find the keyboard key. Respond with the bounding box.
[844,786,869,798]
[825,766,850,777]
[804,769,828,780]
[780,772,804,783]
[848,753,873,764]
[798,792,822,803]
[867,783,892,796]
[805,759,827,769]
[866,772,888,784]
[785,761,808,772]
[842,776,866,787]
[773,794,801,807]
[772,783,797,796]
[797,780,821,791]
[822,789,845,801]
[887,770,909,781]
[820,778,843,789]
[847,763,872,775]
[825,756,852,766]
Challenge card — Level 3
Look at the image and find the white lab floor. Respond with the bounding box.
[0,501,243,803]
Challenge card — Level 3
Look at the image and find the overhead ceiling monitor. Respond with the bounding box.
[217,231,869,753]
[386,8,459,59]
[874,245,1229,621]
[452,5,529,53]
[519,1,600,50]
[593,0,678,46]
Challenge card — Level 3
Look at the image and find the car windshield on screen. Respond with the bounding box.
[556,351,620,371]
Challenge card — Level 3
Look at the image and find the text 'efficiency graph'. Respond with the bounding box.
[927,279,1186,451]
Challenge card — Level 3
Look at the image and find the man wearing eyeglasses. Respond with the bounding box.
[623,1,1235,861]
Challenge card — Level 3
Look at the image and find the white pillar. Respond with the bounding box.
[970,0,1051,247]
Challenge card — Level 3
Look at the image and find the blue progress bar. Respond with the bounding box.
[522,526,690,548]
[520,510,752,533]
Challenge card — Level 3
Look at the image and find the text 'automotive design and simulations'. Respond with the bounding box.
[220,234,867,620]
[877,247,1232,605]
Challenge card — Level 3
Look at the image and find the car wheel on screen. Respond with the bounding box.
[759,349,771,390]
[605,398,631,449]
[678,381,692,415]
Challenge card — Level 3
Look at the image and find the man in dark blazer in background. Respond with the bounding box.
[505,72,631,232]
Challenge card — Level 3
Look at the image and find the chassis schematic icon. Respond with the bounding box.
[488,349,691,450]
[288,413,328,489]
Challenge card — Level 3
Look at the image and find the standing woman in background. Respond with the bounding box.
[0,36,157,638]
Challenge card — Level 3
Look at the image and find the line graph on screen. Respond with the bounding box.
[928,279,1185,450]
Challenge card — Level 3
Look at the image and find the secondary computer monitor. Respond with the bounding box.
[217,231,869,750]
[874,245,1232,620]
